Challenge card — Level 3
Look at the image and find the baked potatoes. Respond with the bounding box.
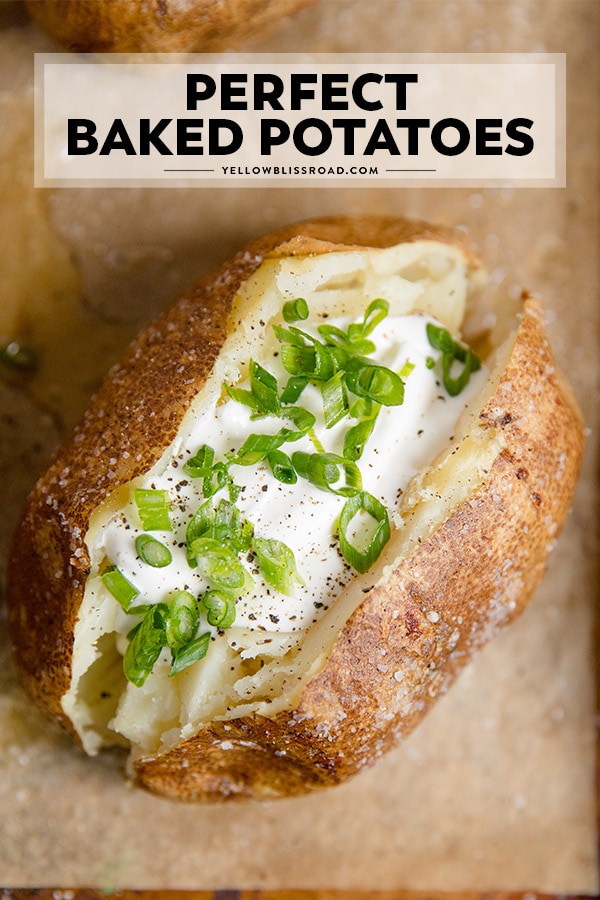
[6,216,584,801]
[26,0,315,54]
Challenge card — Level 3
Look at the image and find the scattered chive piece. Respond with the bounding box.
[249,359,281,416]
[165,590,199,648]
[426,323,481,396]
[349,298,389,340]
[170,632,211,677]
[344,358,404,407]
[202,589,237,628]
[123,605,166,686]
[191,536,252,593]
[101,565,140,612]
[343,406,380,461]
[322,370,348,429]
[280,374,308,404]
[282,297,309,322]
[133,488,172,531]
[267,448,297,484]
[183,444,215,479]
[135,534,172,568]
[338,491,391,574]
[253,537,303,596]
[292,451,362,497]
[234,431,286,466]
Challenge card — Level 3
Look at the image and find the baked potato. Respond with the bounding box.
[6,215,584,801]
[25,0,315,54]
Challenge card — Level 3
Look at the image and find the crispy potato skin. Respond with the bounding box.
[26,0,315,54]
[6,216,583,800]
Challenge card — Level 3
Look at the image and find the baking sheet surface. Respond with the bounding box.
[0,0,598,893]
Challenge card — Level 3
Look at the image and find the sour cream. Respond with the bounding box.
[101,313,487,638]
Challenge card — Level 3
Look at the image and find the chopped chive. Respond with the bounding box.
[441,351,480,397]
[123,605,166,687]
[203,461,231,498]
[292,450,362,497]
[321,370,349,429]
[165,590,199,648]
[278,405,316,441]
[224,384,264,415]
[101,565,140,612]
[426,322,481,396]
[249,359,281,415]
[253,537,303,596]
[135,534,172,568]
[170,632,211,677]
[338,491,391,574]
[182,444,215,479]
[280,374,308,404]
[343,406,381,461]
[282,297,309,323]
[267,448,298,484]
[202,589,236,628]
[276,328,335,381]
[344,358,404,407]
[399,360,415,379]
[234,431,286,466]
[185,499,214,567]
[348,298,389,340]
[191,537,252,593]
[214,499,254,552]
[133,488,172,531]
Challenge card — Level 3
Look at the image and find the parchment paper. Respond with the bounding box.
[0,0,598,893]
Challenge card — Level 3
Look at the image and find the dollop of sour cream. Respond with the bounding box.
[101,313,486,641]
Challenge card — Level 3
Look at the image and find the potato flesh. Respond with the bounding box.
[63,241,502,758]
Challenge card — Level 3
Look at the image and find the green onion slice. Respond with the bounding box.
[165,590,199,648]
[249,359,281,416]
[440,351,480,397]
[280,375,309,405]
[203,461,231,498]
[191,537,252,593]
[275,326,335,382]
[348,298,389,341]
[282,298,309,323]
[133,488,172,531]
[202,589,237,628]
[234,431,286,466]
[101,565,140,612]
[253,537,303,595]
[292,451,362,497]
[426,323,482,396]
[267,448,298,484]
[183,444,215,479]
[123,605,167,687]
[185,499,213,566]
[170,632,211,677]
[338,491,391,574]
[343,406,381,461]
[322,370,349,429]
[278,405,316,441]
[344,358,404,407]
[214,498,254,552]
[135,534,172,568]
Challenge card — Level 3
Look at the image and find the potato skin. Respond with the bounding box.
[26,0,315,54]
[6,216,583,801]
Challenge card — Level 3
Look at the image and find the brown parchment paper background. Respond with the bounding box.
[0,0,598,893]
